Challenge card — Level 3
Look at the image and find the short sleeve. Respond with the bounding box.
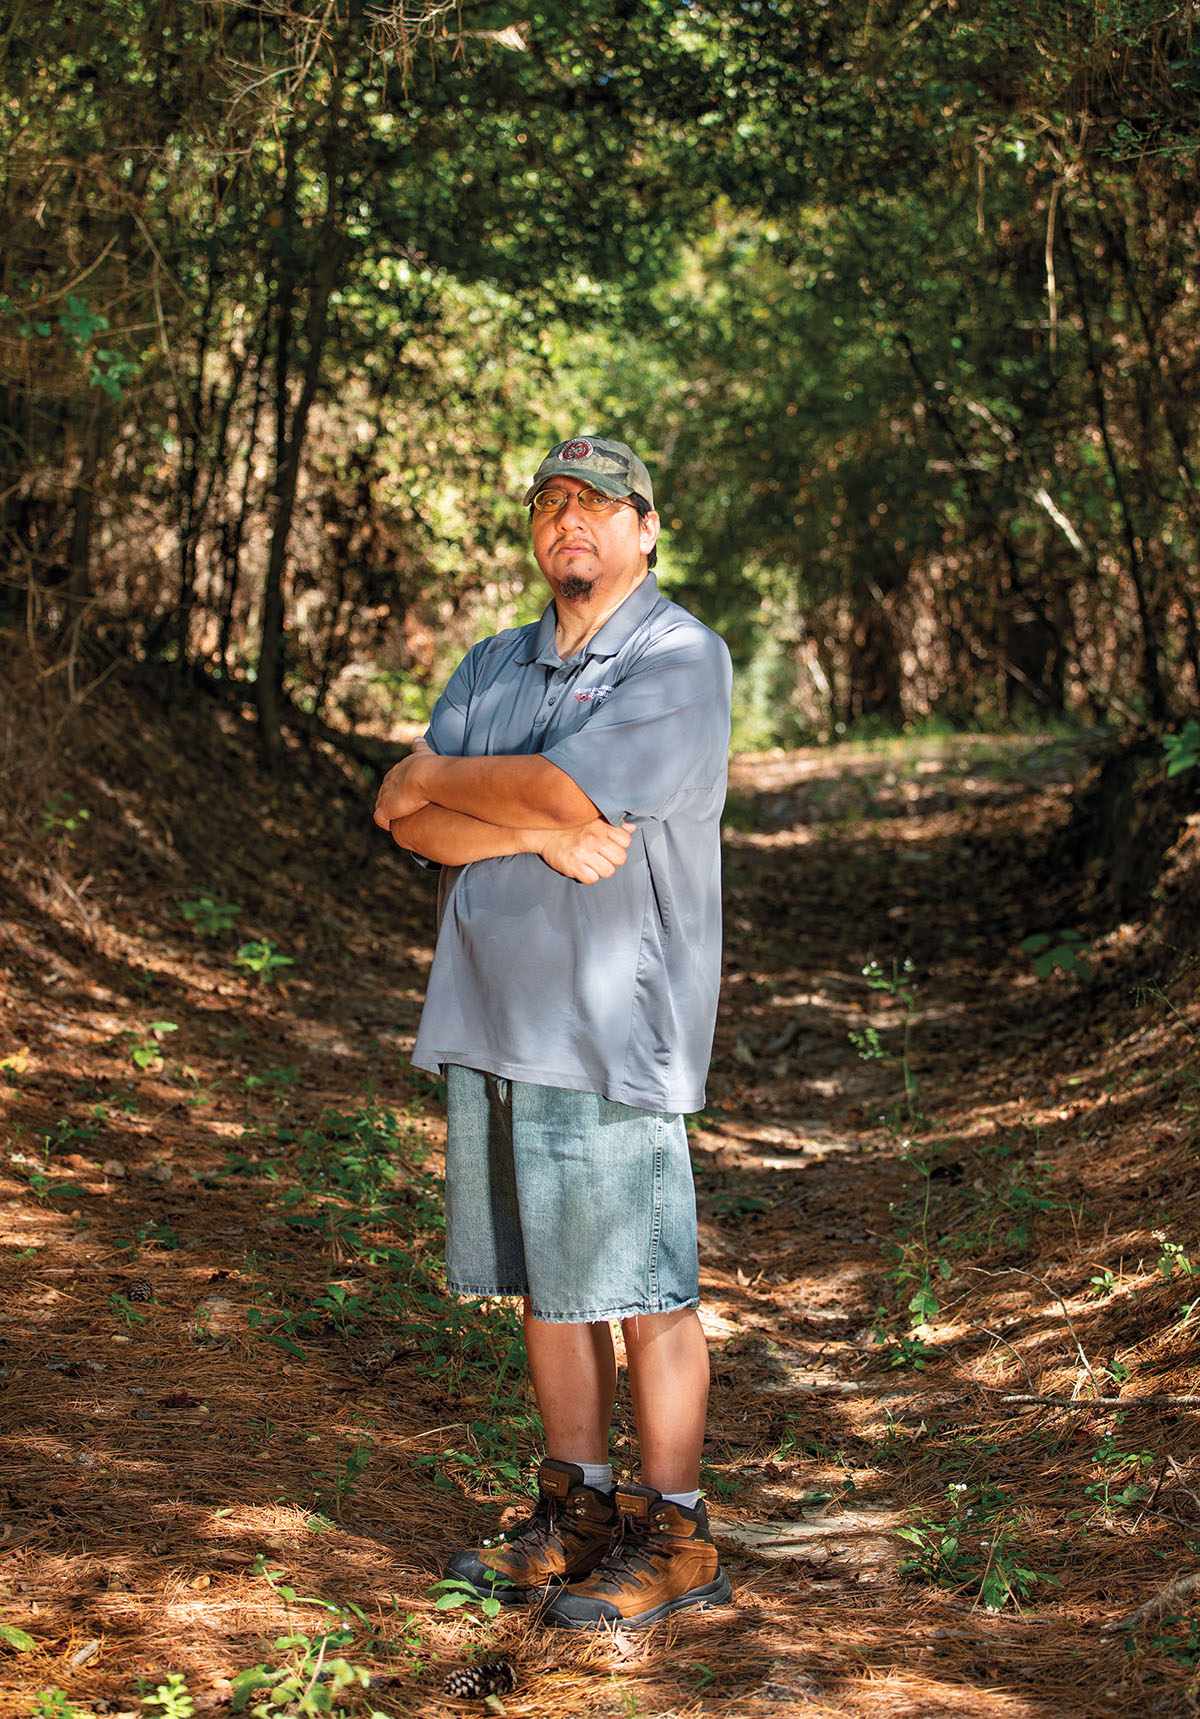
[424,645,481,757]
[543,623,732,825]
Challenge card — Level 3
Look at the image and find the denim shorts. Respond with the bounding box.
[443,1065,700,1323]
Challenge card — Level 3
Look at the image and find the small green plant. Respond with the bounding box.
[1020,929,1093,981]
[897,1481,1052,1609]
[872,1314,941,1372]
[127,1219,182,1253]
[32,1693,78,1719]
[427,1574,503,1622]
[41,794,90,839]
[710,1189,769,1217]
[24,1169,87,1202]
[1127,1611,1200,1666]
[1155,1232,1197,1280]
[230,1636,373,1717]
[122,1022,179,1071]
[232,1559,392,1714]
[1088,1268,1118,1296]
[109,1290,148,1327]
[1085,1435,1155,1513]
[850,957,919,1122]
[179,894,242,936]
[236,940,296,984]
[140,1672,195,1719]
[0,1620,37,1650]
[314,1433,373,1519]
[1163,718,1200,782]
[244,1065,300,1099]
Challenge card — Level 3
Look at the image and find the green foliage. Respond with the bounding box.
[0,1622,37,1651]
[109,1291,148,1327]
[41,796,90,838]
[1124,1613,1200,1667]
[233,1559,399,1716]
[179,895,243,936]
[1020,931,1094,981]
[426,1576,503,1623]
[32,1694,79,1719]
[1163,719,1200,782]
[236,941,296,984]
[1085,1435,1155,1515]
[897,1482,1054,1609]
[140,1674,195,1719]
[122,1022,180,1071]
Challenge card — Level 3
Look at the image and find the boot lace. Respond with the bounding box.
[583,1513,665,1592]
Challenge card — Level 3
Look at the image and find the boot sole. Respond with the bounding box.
[544,1566,734,1630]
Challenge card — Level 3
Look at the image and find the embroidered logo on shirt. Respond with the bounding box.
[575,684,613,705]
[561,439,593,460]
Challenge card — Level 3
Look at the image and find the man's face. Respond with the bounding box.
[530,477,659,606]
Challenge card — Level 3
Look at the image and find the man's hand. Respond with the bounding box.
[374,749,431,829]
[536,818,635,884]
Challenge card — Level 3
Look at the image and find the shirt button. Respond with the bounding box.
[547,696,558,706]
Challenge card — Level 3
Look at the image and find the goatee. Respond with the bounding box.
[559,574,596,601]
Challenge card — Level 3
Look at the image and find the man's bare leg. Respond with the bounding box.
[622,1307,710,1494]
[524,1300,617,1464]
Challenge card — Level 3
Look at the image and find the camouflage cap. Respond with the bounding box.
[522,436,655,509]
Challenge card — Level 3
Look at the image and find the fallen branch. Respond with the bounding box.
[1102,1569,1200,1632]
[996,1393,1200,1410]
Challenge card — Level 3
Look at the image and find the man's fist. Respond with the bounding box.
[537,818,635,884]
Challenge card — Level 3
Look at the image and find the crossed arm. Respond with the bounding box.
[373,743,633,884]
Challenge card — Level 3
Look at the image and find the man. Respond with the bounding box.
[373,435,732,1629]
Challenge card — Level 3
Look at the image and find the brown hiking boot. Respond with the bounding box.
[444,1459,618,1605]
[543,1482,733,1629]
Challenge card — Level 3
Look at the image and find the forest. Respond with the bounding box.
[3,3,1200,1717]
[5,0,1200,747]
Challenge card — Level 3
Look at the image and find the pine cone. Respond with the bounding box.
[441,1658,517,1699]
[127,1279,154,1303]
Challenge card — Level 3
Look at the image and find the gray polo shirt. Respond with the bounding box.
[409,574,732,1114]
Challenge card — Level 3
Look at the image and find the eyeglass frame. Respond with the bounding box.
[529,484,639,516]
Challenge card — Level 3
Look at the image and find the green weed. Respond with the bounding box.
[235,940,296,984]
[897,1482,1053,1609]
[851,957,919,1124]
[313,1434,373,1520]
[427,1575,503,1623]
[23,1168,88,1202]
[1128,1611,1200,1665]
[121,1022,179,1071]
[179,894,242,936]
[1085,1435,1155,1514]
[1155,1232,1198,1280]
[41,794,90,839]
[1020,929,1093,981]
[139,1673,195,1719]
[1163,718,1200,782]
[32,1694,79,1719]
[109,1291,147,1327]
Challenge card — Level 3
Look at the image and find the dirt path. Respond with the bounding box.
[2,690,1199,1719]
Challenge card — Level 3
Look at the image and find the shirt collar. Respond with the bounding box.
[524,574,662,668]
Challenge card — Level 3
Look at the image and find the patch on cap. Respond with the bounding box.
[560,439,593,461]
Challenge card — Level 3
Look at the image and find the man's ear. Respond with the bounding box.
[639,510,661,553]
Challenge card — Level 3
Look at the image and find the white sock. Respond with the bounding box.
[577,1462,614,1493]
[660,1489,701,1511]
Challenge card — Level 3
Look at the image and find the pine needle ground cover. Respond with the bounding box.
[2,665,1200,1718]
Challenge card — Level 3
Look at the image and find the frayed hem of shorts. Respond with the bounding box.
[447,1281,528,1303]
[447,1283,701,1323]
